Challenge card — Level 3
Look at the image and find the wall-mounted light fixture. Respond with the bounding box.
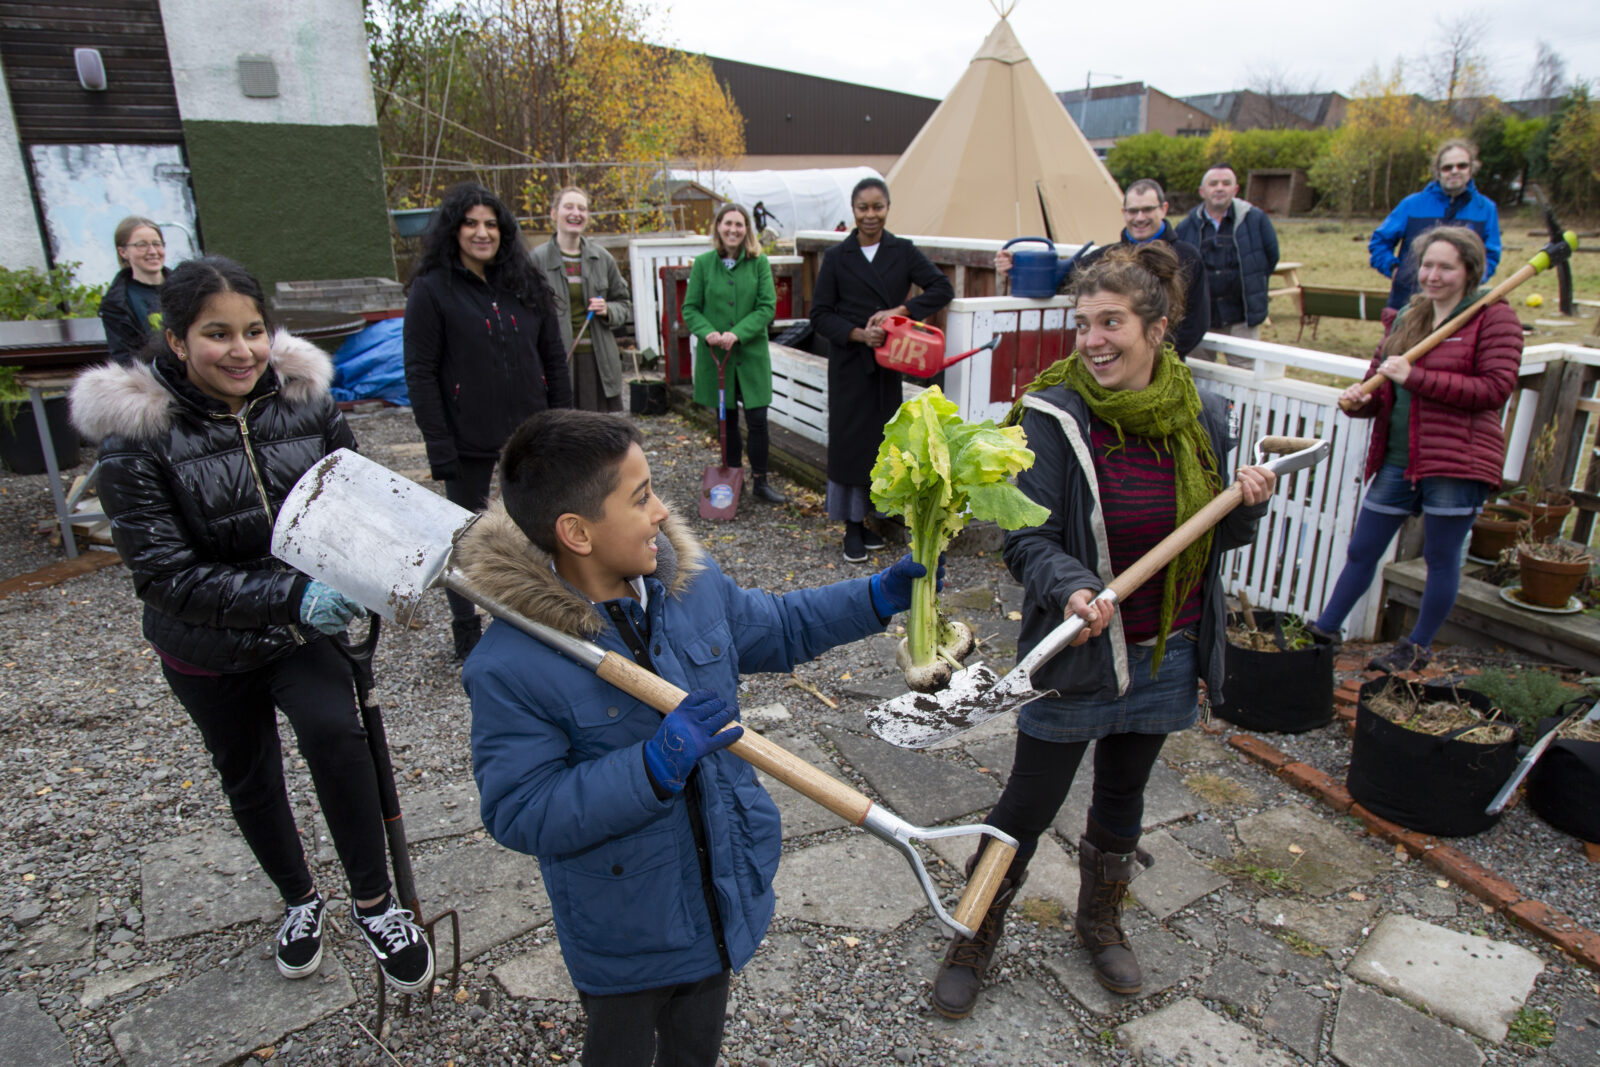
[237,55,279,99]
[74,48,107,91]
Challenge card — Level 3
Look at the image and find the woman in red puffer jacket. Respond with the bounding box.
[1311,226,1522,673]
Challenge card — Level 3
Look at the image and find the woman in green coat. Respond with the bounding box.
[683,202,785,503]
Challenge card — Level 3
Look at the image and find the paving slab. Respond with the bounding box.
[414,839,551,962]
[736,932,819,1002]
[1347,915,1544,1043]
[141,829,283,943]
[837,673,908,704]
[1118,996,1297,1066]
[1169,818,1233,859]
[1395,886,1458,918]
[1051,755,1199,839]
[741,701,792,729]
[1551,992,1600,1066]
[493,940,578,1002]
[753,728,850,839]
[10,891,95,967]
[1048,924,1207,1016]
[0,993,74,1066]
[1130,829,1227,921]
[81,962,175,1010]
[400,779,482,843]
[1201,954,1276,1013]
[773,837,929,932]
[927,833,1080,914]
[1161,728,1229,766]
[1331,982,1484,1067]
[1227,919,1334,982]
[963,730,1017,780]
[1233,804,1386,896]
[1263,987,1326,1062]
[818,723,998,826]
[1255,897,1380,951]
[927,976,1084,1064]
[108,952,356,1067]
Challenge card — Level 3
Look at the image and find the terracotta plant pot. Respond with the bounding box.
[1468,503,1531,560]
[1516,548,1590,608]
[1509,491,1575,541]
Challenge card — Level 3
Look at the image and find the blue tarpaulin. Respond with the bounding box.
[329,318,409,405]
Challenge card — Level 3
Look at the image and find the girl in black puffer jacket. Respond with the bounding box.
[69,257,434,994]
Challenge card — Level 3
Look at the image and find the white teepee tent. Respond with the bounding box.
[884,17,1125,244]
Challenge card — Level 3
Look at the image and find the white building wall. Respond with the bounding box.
[157,0,377,127]
[0,54,48,270]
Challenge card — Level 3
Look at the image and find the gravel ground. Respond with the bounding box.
[1,405,1596,1066]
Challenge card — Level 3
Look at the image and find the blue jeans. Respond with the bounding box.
[1360,463,1489,517]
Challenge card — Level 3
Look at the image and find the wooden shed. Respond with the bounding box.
[1245,169,1313,216]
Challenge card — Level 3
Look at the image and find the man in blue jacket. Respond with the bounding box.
[1369,138,1502,309]
[457,409,928,1066]
[1176,162,1279,367]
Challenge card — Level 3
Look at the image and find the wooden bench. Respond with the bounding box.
[1294,284,1391,342]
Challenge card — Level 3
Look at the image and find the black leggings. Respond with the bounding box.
[719,376,770,474]
[162,638,390,903]
[579,970,729,1067]
[444,455,498,625]
[986,730,1169,866]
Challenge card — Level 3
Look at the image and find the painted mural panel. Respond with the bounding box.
[27,143,200,287]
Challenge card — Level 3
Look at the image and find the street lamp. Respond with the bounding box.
[1079,71,1123,134]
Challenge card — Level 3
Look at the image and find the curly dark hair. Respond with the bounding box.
[409,183,555,312]
[1072,241,1187,338]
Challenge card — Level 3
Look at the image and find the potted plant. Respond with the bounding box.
[1469,501,1532,561]
[0,262,102,473]
[389,207,437,238]
[1515,538,1594,610]
[1212,593,1335,733]
[627,347,669,415]
[1508,420,1575,540]
[1525,696,1600,844]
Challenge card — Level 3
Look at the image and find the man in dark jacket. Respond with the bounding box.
[994,179,1210,359]
[1176,163,1279,366]
[1368,138,1502,309]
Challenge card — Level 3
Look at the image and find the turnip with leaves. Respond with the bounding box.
[870,387,1049,692]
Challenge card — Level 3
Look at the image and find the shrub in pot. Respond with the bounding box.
[1516,540,1593,609]
[1212,608,1335,733]
[1468,502,1531,560]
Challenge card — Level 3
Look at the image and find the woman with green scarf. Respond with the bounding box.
[932,243,1275,1021]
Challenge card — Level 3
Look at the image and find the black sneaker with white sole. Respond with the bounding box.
[275,892,326,979]
[353,896,435,994]
[861,526,887,551]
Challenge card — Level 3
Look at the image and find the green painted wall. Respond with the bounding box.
[182,120,395,295]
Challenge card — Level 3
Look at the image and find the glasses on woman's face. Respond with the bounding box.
[124,241,165,251]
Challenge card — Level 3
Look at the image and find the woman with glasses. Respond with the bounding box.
[100,217,171,365]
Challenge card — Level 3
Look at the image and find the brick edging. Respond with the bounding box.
[1226,732,1600,974]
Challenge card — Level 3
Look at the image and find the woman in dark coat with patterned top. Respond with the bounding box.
[810,177,954,562]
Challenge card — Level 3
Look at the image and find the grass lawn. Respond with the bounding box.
[1253,207,1599,366]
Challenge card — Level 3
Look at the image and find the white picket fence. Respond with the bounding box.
[627,236,711,355]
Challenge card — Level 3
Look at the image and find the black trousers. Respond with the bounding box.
[443,455,498,625]
[719,376,769,475]
[986,731,1169,867]
[579,970,729,1067]
[162,638,390,903]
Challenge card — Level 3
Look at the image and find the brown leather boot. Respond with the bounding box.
[1074,820,1153,995]
[931,853,1028,1019]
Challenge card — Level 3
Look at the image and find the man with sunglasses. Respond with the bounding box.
[1369,138,1502,310]
[994,179,1210,358]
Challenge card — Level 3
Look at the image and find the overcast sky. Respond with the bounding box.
[649,1,1599,102]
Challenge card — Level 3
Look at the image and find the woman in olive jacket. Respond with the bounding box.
[530,186,634,412]
[403,182,573,658]
[810,177,953,562]
[682,202,783,503]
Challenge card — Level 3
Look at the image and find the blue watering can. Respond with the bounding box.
[1001,237,1069,298]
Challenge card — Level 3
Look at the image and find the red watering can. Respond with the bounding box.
[873,317,1001,378]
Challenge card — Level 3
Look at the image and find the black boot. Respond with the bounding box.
[452,616,482,660]
[751,472,786,504]
[1075,818,1152,995]
[931,852,1029,1019]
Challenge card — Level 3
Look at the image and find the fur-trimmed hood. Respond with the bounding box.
[70,329,334,441]
[453,499,706,638]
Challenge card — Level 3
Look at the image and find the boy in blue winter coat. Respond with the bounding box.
[456,409,927,1066]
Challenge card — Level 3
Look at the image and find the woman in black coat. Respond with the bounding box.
[810,178,954,562]
[403,182,574,658]
[99,215,171,364]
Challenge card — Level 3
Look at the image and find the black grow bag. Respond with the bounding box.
[1347,678,1518,837]
[1526,703,1600,843]
[1211,610,1335,733]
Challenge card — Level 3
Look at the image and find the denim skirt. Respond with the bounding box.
[1018,632,1200,744]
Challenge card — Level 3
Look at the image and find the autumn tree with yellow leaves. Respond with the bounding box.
[1308,62,1453,217]
[367,0,744,229]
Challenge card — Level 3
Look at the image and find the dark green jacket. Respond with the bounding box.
[682,249,775,409]
[530,237,633,400]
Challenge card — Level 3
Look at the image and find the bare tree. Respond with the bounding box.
[1246,64,1321,129]
[1523,40,1567,104]
[1417,12,1497,119]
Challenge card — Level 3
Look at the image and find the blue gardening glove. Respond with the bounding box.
[298,580,365,635]
[642,688,743,794]
[869,554,943,618]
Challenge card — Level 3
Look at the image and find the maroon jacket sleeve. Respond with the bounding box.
[1405,301,1523,413]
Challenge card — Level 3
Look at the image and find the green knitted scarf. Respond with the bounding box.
[1006,345,1222,670]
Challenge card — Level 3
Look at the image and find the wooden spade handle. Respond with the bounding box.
[595,651,874,824]
[952,840,1017,931]
[1339,261,1537,412]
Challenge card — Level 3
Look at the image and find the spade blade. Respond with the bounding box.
[866,662,1049,749]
